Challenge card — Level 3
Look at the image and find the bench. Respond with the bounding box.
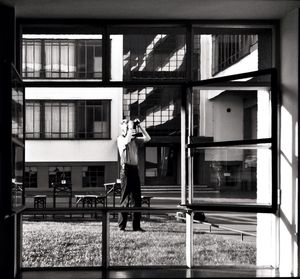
[75,194,106,217]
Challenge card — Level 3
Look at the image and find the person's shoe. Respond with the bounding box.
[120,227,126,231]
[133,228,145,232]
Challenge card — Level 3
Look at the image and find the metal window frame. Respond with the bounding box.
[16,20,280,271]
[184,68,278,214]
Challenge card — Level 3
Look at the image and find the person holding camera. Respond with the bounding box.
[117,118,151,231]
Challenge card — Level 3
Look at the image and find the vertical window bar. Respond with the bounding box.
[85,41,87,79]
[59,41,61,78]
[41,40,45,78]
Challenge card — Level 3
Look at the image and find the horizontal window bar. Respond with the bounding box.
[191,82,270,91]
[187,138,272,148]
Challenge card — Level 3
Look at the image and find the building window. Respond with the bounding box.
[110,26,186,81]
[82,166,105,187]
[22,37,102,79]
[24,166,38,188]
[44,102,75,139]
[25,100,110,139]
[48,166,72,188]
[212,35,258,75]
[25,101,41,138]
[77,100,111,139]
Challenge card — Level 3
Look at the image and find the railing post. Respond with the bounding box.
[186,210,194,268]
[102,209,110,269]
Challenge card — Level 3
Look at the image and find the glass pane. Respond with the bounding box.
[12,75,24,140]
[123,87,181,136]
[192,212,257,266]
[110,213,186,266]
[190,87,271,142]
[110,26,186,81]
[11,67,24,208]
[192,144,272,206]
[193,27,272,80]
[145,147,158,177]
[120,86,181,199]
[11,143,24,208]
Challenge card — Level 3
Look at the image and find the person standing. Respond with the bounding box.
[117,118,151,231]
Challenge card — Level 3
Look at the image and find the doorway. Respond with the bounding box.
[145,145,178,185]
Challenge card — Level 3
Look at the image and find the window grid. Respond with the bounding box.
[123,34,186,80]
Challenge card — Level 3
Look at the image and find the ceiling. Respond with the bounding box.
[1,0,300,20]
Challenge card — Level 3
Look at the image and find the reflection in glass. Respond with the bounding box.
[110,26,186,81]
[145,146,177,185]
[124,86,181,187]
[192,145,272,205]
[190,88,271,142]
[12,84,24,140]
[193,29,272,80]
[193,212,257,266]
[123,87,181,136]
[11,143,24,208]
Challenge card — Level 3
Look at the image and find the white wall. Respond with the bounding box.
[278,8,299,276]
[257,7,299,276]
[25,87,123,162]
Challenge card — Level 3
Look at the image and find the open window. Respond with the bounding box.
[185,68,278,213]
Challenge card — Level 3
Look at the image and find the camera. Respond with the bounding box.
[133,119,140,129]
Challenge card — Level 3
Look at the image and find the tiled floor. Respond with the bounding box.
[20,267,279,278]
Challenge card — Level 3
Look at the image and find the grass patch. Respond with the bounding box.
[22,217,256,267]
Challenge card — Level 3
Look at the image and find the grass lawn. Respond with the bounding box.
[22,216,256,267]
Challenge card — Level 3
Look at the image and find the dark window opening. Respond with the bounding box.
[82,166,105,188]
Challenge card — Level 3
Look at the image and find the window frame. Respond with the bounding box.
[18,21,279,214]
[185,68,278,213]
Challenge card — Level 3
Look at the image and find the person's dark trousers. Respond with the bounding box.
[118,164,142,230]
